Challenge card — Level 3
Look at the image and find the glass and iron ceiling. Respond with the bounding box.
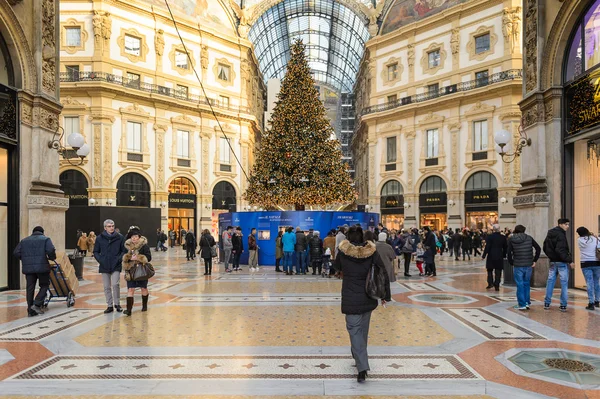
[247,0,370,93]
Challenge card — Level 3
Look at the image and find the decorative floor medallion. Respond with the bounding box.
[11,355,482,380]
[409,294,477,305]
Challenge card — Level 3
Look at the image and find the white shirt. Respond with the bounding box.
[578,236,600,262]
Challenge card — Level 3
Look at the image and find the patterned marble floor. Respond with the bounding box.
[0,248,597,398]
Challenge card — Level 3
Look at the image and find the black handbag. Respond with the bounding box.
[131,262,155,281]
[365,260,387,300]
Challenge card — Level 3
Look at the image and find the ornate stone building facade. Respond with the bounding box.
[518,0,600,288]
[0,0,64,289]
[353,0,523,231]
[58,0,264,240]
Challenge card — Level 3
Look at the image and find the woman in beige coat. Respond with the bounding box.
[77,233,88,256]
[86,232,96,257]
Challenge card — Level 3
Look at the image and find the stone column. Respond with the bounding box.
[405,130,417,226]
[88,114,115,205]
[447,122,462,229]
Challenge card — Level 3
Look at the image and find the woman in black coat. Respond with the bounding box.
[334,225,391,383]
[423,227,437,276]
[461,230,472,260]
[309,231,324,275]
[199,229,216,276]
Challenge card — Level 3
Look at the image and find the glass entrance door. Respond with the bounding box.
[420,213,447,231]
[168,208,195,245]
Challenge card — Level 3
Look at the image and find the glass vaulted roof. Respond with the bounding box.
[248,0,370,93]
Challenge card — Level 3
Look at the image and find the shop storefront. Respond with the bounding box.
[380,180,404,230]
[60,170,89,207]
[116,172,151,207]
[168,177,196,244]
[212,181,236,236]
[464,171,498,230]
[419,176,447,231]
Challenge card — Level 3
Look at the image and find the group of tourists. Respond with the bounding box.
[75,229,96,257]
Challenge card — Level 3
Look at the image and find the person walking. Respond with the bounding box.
[376,232,397,282]
[160,230,168,251]
[275,231,284,272]
[86,232,96,257]
[482,224,507,291]
[461,229,472,261]
[472,233,482,256]
[400,229,418,277]
[295,227,308,275]
[155,228,162,252]
[222,226,233,272]
[77,232,88,256]
[334,225,391,383]
[231,227,244,272]
[248,227,259,271]
[93,219,127,314]
[169,230,176,248]
[122,227,152,316]
[309,231,324,275]
[576,227,600,310]
[423,226,437,276]
[452,229,462,261]
[282,227,296,275]
[507,225,541,310]
[13,226,56,316]
[543,218,574,312]
[200,229,216,276]
[185,229,197,261]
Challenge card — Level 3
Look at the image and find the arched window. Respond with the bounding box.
[420,176,447,193]
[59,170,88,206]
[465,171,498,191]
[212,181,236,209]
[564,0,600,82]
[117,172,150,207]
[381,180,403,196]
[168,177,196,194]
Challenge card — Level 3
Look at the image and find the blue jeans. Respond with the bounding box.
[296,251,307,274]
[582,266,600,304]
[513,266,532,308]
[544,262,569,307]
[283,251,294,273]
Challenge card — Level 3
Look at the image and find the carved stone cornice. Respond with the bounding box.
[89,114,115,124]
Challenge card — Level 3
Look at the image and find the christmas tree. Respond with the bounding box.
[244,39,356,210]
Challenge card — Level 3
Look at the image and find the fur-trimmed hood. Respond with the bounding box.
[125,236,148,252]
[338,240,376,259]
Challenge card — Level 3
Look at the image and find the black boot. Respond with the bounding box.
[123,297,134,316]
[357,370,367,383]
[142,295,149,312]
[275,267,282,272]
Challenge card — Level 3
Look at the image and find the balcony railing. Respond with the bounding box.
[60,71,251,114]
[360,69,522,116]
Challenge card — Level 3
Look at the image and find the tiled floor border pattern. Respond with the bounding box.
[174,296,341,303]
[11,355,481,380]
[399,283,442,291]
[0,310,103,341]
[443,308,546,340]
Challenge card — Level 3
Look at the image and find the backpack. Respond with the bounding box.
[402,236,415,252]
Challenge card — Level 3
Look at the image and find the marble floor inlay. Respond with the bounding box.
[0,310,103,341]
[444,308,546,340]
[398,282,442,291]
[11,354,481,380]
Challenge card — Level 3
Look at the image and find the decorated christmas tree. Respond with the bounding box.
[244,39,356,210]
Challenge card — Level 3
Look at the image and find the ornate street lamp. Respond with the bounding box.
[47,126,90,166]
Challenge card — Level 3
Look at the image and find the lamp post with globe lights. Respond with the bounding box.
[494,122,531,163]
[47,126,90,165]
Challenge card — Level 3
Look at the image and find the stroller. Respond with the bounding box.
[321,248,332,278]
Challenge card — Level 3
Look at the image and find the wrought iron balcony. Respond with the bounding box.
[60,71,251,114]
[360,69,522,117]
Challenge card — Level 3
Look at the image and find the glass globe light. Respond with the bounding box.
[67,132,85,149]
[76,143,90,157]
[494,129,511,147]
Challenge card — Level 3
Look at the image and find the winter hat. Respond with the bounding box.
[32,226,44,234]
[378,232,387,242]
[127,226,142,239]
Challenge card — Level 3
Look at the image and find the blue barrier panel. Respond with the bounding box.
[218,211,379,266]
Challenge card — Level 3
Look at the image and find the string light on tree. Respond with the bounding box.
[243,39,356,209]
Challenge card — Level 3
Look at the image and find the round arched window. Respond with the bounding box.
[168,177,196,195]
[59,170,88,206]
[564,0,600,82]
[380,180,404,210]
[465,171,498,191]
[212,181,236,210]
[420,176,447,193]
[117,173,150,207]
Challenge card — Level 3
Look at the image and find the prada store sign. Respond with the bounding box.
[465,189,498,204]
[380,195,404,209]
[566,69,600,135]
[169,193,196,209]
[419,192,447,207]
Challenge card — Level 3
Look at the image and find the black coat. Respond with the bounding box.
[295,232,307,251]
[423,232,437,263]
[334,240,391,315]
[543,226,573,263]
[13,232,57,274]
[309,236,324,260]
[199,233,216,259]
[508,233,541,267]
[93,231,127,273]
[461,234,472,250]
[482,232,507,270]
[232,233,244,253]
[452,233,462,248]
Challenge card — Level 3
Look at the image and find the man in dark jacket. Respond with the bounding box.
[461,230,472,261]
[452,230,462,260]
[248,228,259,271]
[507,224,541,310]
[295,227,308,275]
[231,227,244,271]
[13,226,56,316]
[482,224,507,291]
[543,218,573,311]
[185,229,196,261]
[334,226,391,383]
[309,231,324,275]
[423,226,437,276]
[94,219,127,313]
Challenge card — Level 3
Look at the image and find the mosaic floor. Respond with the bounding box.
[0,249,598,398]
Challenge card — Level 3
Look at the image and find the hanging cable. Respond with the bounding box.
[163,0,250,181]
